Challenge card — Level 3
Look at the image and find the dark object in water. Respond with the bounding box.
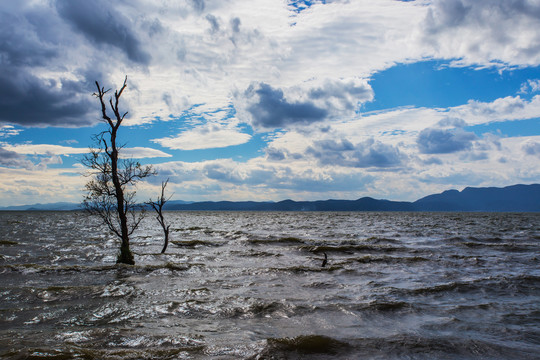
[322,252,328,267]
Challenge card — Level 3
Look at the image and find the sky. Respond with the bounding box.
[1,0,540,207]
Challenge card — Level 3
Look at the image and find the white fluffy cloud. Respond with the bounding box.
[422,0,540,67]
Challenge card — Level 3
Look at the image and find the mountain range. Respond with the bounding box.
[1,184,539,212]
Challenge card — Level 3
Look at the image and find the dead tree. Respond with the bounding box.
[147,179,172,253]
[82,76,154,265]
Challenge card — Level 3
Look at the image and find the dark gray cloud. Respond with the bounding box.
[190,0,206,13]
[0,3,106,127]
[0,148,33,169]
[230,17,241,33]
[307,138,404,168]
[0,71,94,127]
[245,83,328,129]
[55,0,150,65]
[417,127,476,154]
[266,147,287,161]
[241,79,372,130]
[0,11,57,67]
[206,14,220,33]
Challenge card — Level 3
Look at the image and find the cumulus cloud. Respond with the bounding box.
[307,138,405,168]
[417,127,476,154]
[239,79,373,130]
[423,0,540,67]
[241,83,328,129]
[449,95,540,125]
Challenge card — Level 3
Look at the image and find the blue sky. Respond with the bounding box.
[1,0,539,206]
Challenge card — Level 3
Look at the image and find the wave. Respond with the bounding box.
[303,244,406,254]
[354,255,429,264]
[255,335,350,357]
[0,262,191,274]
[0,240,18,246]
[248,237,307,245]
[170,239,223,247]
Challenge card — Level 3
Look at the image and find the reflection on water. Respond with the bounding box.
[1,211,539,359]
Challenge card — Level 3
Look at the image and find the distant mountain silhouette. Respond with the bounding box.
[413,184,540,211]
[1,184,539,212]
[163,184,540,212]
[0,202,83,211]
[162,197,415,211]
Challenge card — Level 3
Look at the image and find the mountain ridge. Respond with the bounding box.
[2,183,538,212]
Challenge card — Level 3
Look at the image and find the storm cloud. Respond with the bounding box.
[241,79,372,130]
[307,138,405,168]
[417,127,477,154]
[0,71,94,127]
[0,3,96,127]
[55,0,151,65]
[245,83,328,129]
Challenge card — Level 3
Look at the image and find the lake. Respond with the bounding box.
[1,211,539,359]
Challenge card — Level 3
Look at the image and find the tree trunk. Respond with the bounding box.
[161,227,169,254]
[110,128,134,265]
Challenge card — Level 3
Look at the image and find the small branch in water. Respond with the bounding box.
[321,252,328,267]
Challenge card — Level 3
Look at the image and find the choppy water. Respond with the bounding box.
[1,211,539,359]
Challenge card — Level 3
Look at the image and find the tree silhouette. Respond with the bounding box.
[147,179,172,253]
[82,77,154,265]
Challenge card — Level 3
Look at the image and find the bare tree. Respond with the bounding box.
[147,179,172,253]
[82,77,154,265]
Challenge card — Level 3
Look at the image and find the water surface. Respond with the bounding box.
[1,211,539,359]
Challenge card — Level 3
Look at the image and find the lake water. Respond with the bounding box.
[1,211,539,359]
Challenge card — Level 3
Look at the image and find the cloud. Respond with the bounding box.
[523,141,540,157]
[3,144,88,156]
[519,79,540,94]
[152,125,251,150]
[0,148,34,169]
[55,0,151,65]
[0,126,21,138]
[242,83,328,129]
[206,14,220,33]
[307,78,373,112]
[120,147,172,159]
[238,78,373,130]
[417,127,476,154]
[449,95,540,125]
[4,144,170,159]
[306,138,405,168]
[0,71,94,127]
[160,158,374,195]
[423,0,540,67]
[0,3,95,127]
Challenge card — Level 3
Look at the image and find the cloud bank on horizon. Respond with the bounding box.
[0,0,539,206]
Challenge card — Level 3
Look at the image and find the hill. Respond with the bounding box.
[1,184,539,212]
